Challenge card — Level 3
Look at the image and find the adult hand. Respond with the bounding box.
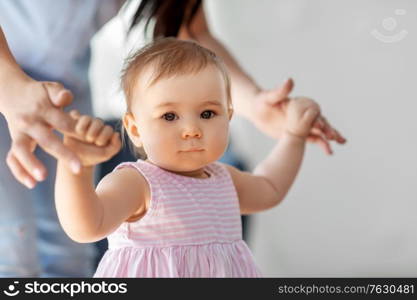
[250,78,347,155]
[1,77,81,189]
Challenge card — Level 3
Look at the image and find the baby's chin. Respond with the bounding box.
[163,160,210,172]
[154,156,216,172]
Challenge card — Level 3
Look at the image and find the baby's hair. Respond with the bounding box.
[120,37,233,158]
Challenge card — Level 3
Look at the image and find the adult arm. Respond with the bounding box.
[0,26,82,188]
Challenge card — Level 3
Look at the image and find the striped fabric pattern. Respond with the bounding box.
[94,159,262,277]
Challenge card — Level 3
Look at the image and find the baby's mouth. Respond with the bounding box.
[181,148,204,152]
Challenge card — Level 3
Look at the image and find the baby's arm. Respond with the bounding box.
[226,98,320,215]
[55,166,149,243]
[55,111,148,243]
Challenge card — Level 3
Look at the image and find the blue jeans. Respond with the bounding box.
[0,70,95,277]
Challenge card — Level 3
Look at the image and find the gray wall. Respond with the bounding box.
[91,0,417,276]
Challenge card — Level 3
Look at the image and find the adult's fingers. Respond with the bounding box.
[9,134,47,182]
[41,82,79,135]
[312,117,325,130]
[43,82,73,108]
[333,128,347,144]
[321,116,347,144]
[6,151,37,189]
[275,78,294,101]
[28,122,81,173]
[319,116,335,140]
[307,132,333,155]
[43,106,77,134]
[264,78,294,105]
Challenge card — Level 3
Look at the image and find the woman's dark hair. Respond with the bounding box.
[129,0,202,38]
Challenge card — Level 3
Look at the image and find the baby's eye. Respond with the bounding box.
[162,112,178,122]
[201,110,216,119]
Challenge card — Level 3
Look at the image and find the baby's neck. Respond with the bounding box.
[171,169,211,179]
[145,160,211,179]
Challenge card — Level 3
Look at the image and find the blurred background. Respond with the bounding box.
[90,0,417,276]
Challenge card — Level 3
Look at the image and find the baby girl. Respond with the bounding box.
[55,38,323,277]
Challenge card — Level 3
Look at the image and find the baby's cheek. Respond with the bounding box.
[146,134,176,160]
[208,126,229,159]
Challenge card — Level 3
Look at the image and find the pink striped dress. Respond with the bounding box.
[94,159,262,278]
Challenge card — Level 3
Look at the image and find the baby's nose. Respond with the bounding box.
[182,125,202,139]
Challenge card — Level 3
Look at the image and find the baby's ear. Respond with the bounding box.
[123,112,142,147]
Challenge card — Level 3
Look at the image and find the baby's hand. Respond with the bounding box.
[63,110,121,167]
[285,97,321,139]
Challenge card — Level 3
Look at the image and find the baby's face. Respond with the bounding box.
[130,65,231,173]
